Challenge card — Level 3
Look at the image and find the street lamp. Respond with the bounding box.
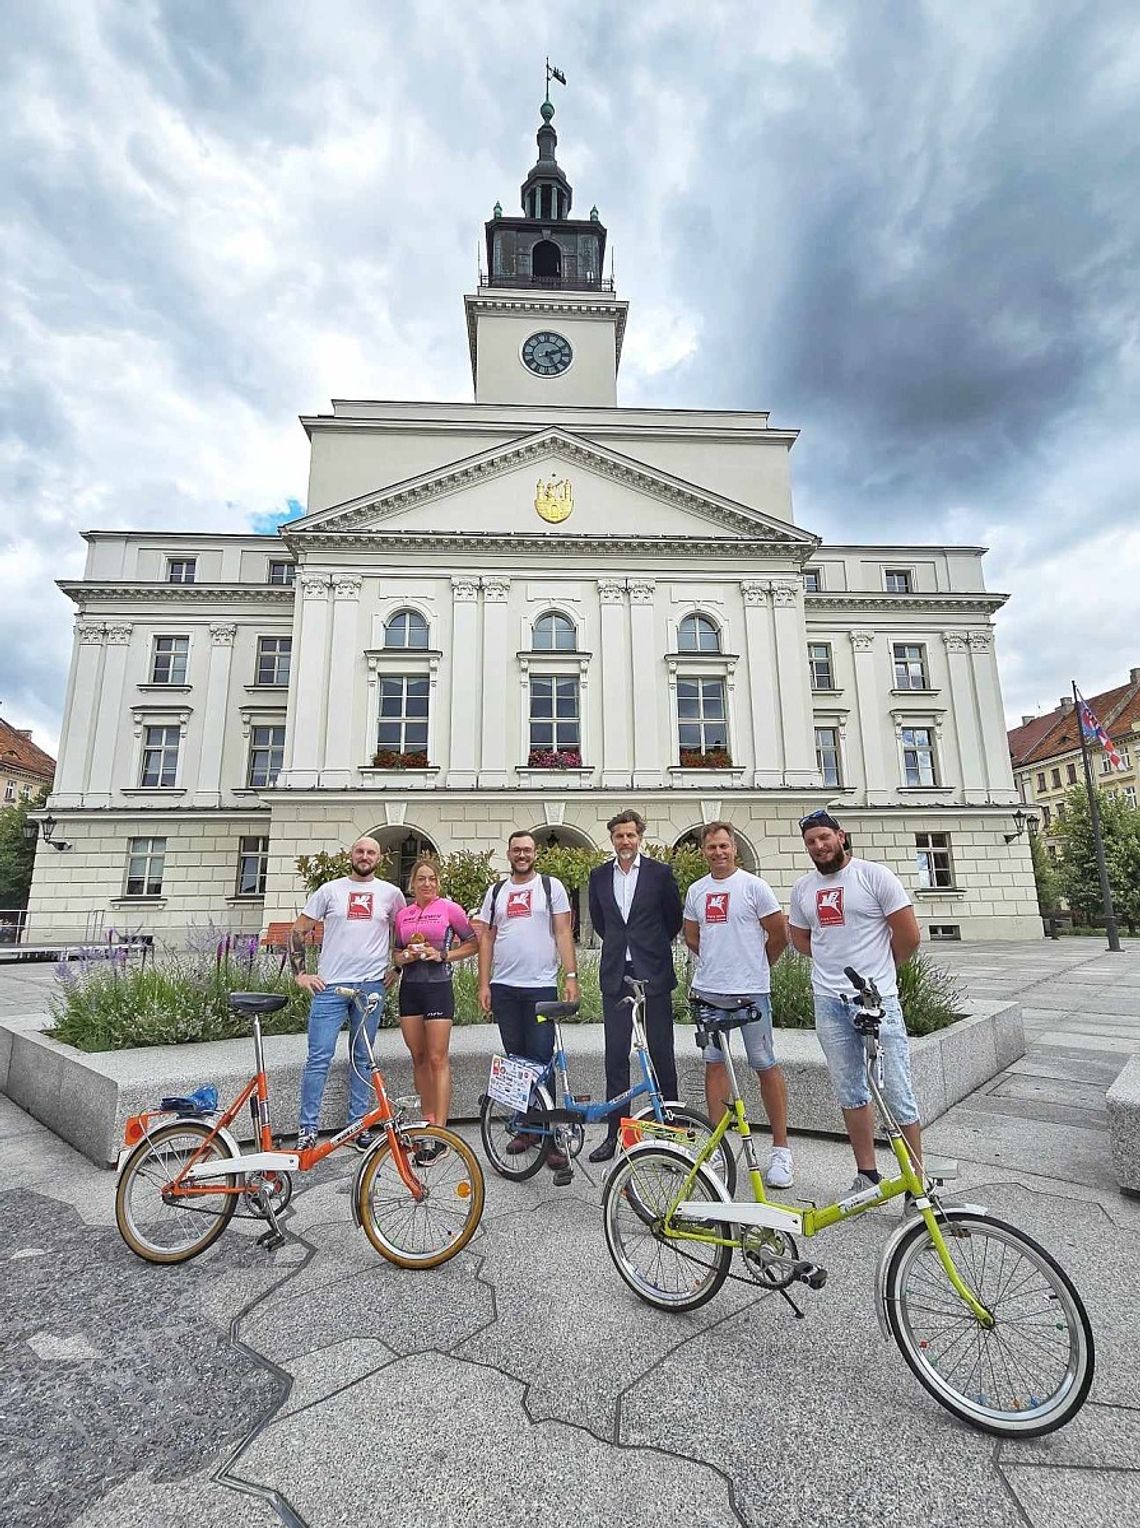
[1004,807,1031,845]
[24,814,71,852]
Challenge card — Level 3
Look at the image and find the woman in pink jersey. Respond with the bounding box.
[391,858,478,1149]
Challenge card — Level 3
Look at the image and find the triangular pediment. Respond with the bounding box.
[288,428,818,547]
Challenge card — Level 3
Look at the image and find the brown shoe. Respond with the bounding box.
[505,1132,538,1156]
[546,1149,568,1171]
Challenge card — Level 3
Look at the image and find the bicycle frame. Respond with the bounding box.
[649,1004,993,1325]
[533,989,672,1128]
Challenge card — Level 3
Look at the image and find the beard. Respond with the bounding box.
[812,848,847,875]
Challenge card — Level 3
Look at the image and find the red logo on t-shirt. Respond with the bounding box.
[704,891,730,924]
[347,891,374,920]
[506,889,532,919]
[816,887,845,926]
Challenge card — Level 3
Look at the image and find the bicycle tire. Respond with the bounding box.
[115,1119,239,1264]
[603,1145,732,1312]
[630,1102,738,1196]
[885,1210,1094,1438]
[358,1126,485,1269]
[479,1087,552,1181]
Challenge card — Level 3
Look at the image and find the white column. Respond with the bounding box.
[54,621,105,804]
[598,579,632,787]
[86,622,133,807]
[193,623,236,806]
[479,577,511,787]
[741,581,781,788]
[282,574,331,789]
[969,629,1016,799]
[849,629,889,804]
[942,630,985,804]
[770,580,817,787]
[448,576,480,788]
[629,578,663,788]
[321,576,362,788]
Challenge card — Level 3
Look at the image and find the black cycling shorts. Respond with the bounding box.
[398,980,455,1021]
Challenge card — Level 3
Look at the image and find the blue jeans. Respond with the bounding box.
[813,992,920,1125]
[490,983,557,1082]
[298,981,384,1133]
[696,992,778,1071]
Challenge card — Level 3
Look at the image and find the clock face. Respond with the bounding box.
[522,331,573,376]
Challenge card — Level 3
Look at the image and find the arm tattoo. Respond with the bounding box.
[288,928,307,977]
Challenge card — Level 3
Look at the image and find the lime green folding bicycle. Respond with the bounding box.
[602,967,1094,1438]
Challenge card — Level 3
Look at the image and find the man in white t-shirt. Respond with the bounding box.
[788,810,922,1195]
[474,829,579,1173]
[682,821,794,1190]
[289,836,406,1151]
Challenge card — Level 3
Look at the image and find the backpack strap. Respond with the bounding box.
[489,875,555,935]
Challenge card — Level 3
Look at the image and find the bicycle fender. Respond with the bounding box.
[116,1118,243,1176]
[873,1201,990,1340]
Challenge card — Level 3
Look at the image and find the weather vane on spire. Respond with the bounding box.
[545,57,566,105]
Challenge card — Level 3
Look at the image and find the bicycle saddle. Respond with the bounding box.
[689,993,756,1030]
[534,1001,580,1021]
[228,992,289,1016]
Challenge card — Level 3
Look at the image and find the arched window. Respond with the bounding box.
[532,239,561,280]
[678,613,721,653]
[532,611,576,651]
[384,609,429,649]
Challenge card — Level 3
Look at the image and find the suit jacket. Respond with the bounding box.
[588,855,684,997]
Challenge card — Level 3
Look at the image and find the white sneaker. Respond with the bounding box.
[765,1146,794,1189]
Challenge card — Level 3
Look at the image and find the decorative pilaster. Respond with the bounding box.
[322,576,362,787]
[740,581,781,788]
[629,579,662,787]
[968,628,1014,798]
[448,576,480,787]
[282,574,332,788]
[849,628,888,803]
[87,622,134,805]
[479,577,511,786]
[597,579,632,787]
[55,621,106,801]
[942,630,985,803]
[770,580,817,787]
[194,623,237,806]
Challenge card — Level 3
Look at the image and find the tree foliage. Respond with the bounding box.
[641,840,707,899]
[1055,785,1140,932]
[0,793,47,909]
[1029,831,1062,914]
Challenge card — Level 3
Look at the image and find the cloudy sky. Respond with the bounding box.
[4,0,1138,751]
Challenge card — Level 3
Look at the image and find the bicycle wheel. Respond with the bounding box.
[885,1211,1094,1438]
[358,1126,485,1269]
[479,1088,551,1181]
[630,1103,738,1196]
[603,1146,732,1312]
[115,1120,239,1264]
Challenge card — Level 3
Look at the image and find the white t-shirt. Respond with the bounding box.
[683,869,782,995]
[788,858,912,999]
[475,874,571,987]
[302,876,406,984]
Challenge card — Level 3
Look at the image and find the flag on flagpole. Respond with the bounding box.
[550,65,567,86]
[1076,689,1123,770]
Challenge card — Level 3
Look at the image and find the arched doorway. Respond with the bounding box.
[531,239,561,281]
[673,826,757,874]
[366,826,439,892]
[532,823,598,942]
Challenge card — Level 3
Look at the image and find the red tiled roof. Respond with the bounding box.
[0,717,55,781]
[1008,677,1140,768]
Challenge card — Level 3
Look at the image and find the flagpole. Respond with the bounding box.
[1074,680,1122,952]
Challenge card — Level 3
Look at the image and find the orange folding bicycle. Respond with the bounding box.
[114,988,484,1268]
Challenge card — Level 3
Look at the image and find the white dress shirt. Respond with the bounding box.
[612,852,642,962]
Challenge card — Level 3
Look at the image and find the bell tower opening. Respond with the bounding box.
[531,239,561,281]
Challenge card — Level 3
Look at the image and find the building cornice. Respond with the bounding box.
[57,582,295,607]
[463,290,630,380]
[805,592,1008,615]
[287,531,808,558]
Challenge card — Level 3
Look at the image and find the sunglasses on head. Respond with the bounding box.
[799,809,842,832]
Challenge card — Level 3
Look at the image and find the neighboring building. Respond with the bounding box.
[0,716,54,806]
[27,98,1039,943]
[1009,669,1140,853]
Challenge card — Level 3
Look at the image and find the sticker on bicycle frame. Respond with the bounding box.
[487,1054,545,1110]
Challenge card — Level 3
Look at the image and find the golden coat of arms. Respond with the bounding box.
[535,475,573,524]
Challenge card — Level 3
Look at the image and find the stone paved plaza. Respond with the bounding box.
[3,941,1139,1527]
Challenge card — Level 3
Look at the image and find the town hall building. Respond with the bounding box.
[28,98,1039,943]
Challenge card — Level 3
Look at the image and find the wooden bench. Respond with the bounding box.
[262,921,323,948]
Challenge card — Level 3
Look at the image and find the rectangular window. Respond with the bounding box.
[3,781,14,802]
[815,726,842,787]
[255,636,292,686]
[884,568,912,594]
[1042,803,1052,827]
[1051,767,1062,788]
[377,676,430,754]
[166,558,196,584]
[267,560,296,586]
[236,835,269,896]
[1036,771,1046,792]
[1126,786,1137,809]
[808,642,834,690]
[676,677,728,758]
[892,643,928,690]
[247,725,286,788]
[901,726,937,787]
[915,832,954,889]
[803,568,822,593]
[1066,762,1078,784]
[140,726,180,787]
[1056,801,1067,822]
[529,676,581,752]
[150,635,189,685]
[929,924,962,941]
[125,836,166,897]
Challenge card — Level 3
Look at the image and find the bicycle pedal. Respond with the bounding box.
[551,1167,574,1187]
[257,1228,286,1251]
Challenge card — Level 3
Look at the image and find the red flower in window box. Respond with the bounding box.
[371,749,430,769]
[678,748,733,769]
[526,748,583,770]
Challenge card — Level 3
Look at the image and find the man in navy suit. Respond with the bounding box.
[586,809,684,1162]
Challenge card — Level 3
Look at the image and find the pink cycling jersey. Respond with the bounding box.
[394,898,476,983]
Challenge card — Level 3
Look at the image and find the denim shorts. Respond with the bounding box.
[813,992,920,1124]
[697,992,778,1073]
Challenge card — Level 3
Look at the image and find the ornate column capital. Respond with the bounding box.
[942,630,970,654]
[629,579,656,605]
[967,630,993,653]
[596,579,625,605]
[333,576,362,600]
[482,577,511,603]
[849,629,876,653]
[209,623,237,647]
[452,577,480,603]
[770,580,799,608]
[740,580,769,607]
[299,574,332,600]
[75,620,105,645]
[103,623,133,646]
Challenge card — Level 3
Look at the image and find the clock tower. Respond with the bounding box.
[464,97,628,406]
